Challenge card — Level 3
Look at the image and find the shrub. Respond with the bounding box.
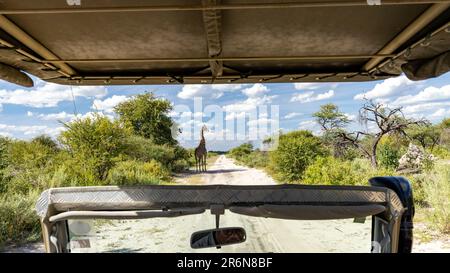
[123,136,192,171]
[229,143,269,169]
[31,135,59,151]
[229,143,253,159]
[432,146,450,160]
[0,190,41,247]
[423,163,450,233]
[59,114,131,180]
[107,160,171,186]
[378,143,400,170]
[1,139,59,194]
[49,155,103,187]
[303,157,360,185]
[269,130,327,182]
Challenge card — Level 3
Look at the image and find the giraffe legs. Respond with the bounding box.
[203,154,207,172]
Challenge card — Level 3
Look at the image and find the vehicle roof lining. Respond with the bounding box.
[35,184,405,221]
[0,1,449,86]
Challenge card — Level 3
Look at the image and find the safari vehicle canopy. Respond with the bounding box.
[0,0,447,253]
[0,0,449,86]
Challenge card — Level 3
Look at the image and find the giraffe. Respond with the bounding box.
[194,125,208,172]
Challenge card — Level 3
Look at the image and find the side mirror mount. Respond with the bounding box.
[190,227,246,249]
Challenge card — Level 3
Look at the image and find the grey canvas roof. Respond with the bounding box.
[0,0,449,87]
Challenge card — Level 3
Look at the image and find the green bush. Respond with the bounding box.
[107,160,171,186]
[269,130,327,182]
[59,114,131,180]
[303,157,360,185]
[0,190,41,247]
[228,143,269,169]
[1,139,59,194]
[378,143,400,170]
[241,152,269,168]
[49,155,103,187]
[432,146,450,159]
[423,163,450,233]
[229,143,253,158]
[123,136,192,172]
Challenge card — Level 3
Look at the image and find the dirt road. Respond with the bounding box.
[72,155,372,253]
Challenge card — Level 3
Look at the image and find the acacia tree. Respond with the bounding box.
[335,100,427,168]
[407,124,440,151]
[313,103,351,158]
[313,103,350,131]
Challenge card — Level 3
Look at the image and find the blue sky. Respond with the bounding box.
[1,72,449,151]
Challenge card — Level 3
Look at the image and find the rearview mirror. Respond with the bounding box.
[190,227,246,249]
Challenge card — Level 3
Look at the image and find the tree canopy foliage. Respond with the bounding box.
[114,93,176,146]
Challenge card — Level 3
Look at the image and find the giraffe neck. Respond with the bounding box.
[201,128,205,142]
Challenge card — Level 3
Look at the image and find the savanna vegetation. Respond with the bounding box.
[0,93,194,248]
[228,101,450,235]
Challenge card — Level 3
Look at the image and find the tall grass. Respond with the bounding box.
[0,190,41,249]
[423,163,450,234]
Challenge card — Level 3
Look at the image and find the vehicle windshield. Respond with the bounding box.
[67,216,372,253]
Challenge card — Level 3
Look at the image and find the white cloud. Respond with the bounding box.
[241,83,269,98]
[0,123,64,138]
[293,83,323,90]
[284,112,303,119]
[0,131,12,138]
[225,112,246,121]
[92,95,129,113]
[0,81,107,108]
[37,111,75,121]
[430,108,450,119]
[27,111,33,117]
[211,84,244,91]
[298,120,321,134]
[72,111,114,121]
[178,84,243,100]
[354,75,416,101]
[402,101,450,115]
[391,85,450,105]
[345,113,356,121]
[223,95,277,113]
[290,90,334,103]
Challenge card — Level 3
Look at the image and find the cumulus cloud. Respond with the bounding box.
[92,95,129,113]
[290,90,334,103]
[223,95,277,113]
[298,120,321,134]
[177,84,244,100]
[354,75,417,101]
[241,83,269,98]
[344,113,356,121]
[0,81,107,108]
[284,112,303,119]
[391,84,450,106]
[0,123,65,138]
[430,108,450,119]
[293,83,323,90]
[36,111,76,121]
